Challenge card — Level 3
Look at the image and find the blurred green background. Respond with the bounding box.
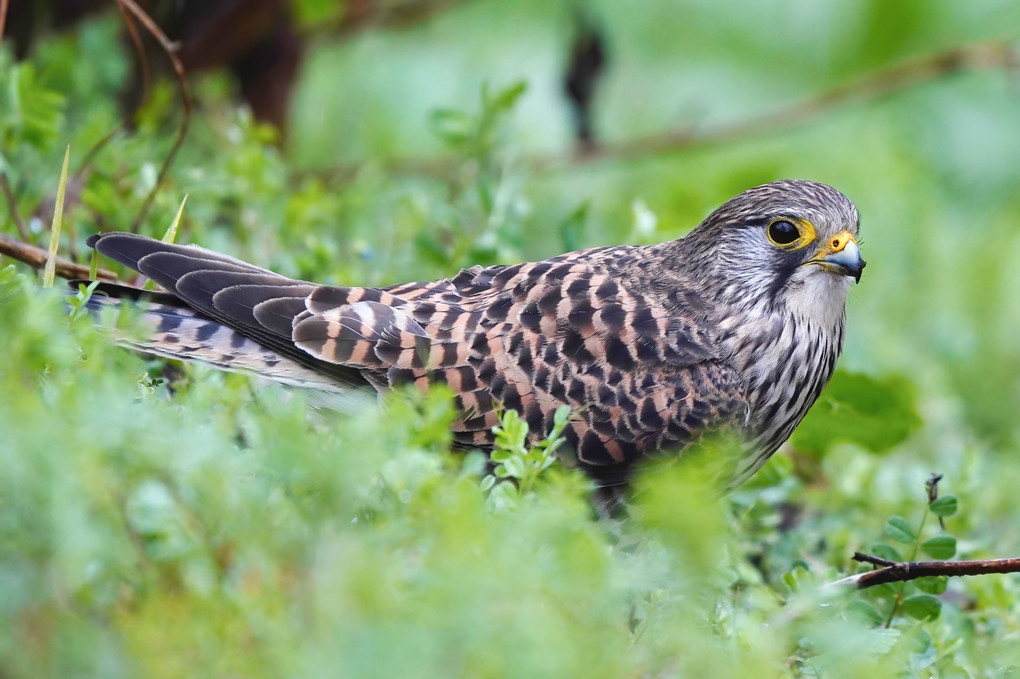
[2,0,1020,676]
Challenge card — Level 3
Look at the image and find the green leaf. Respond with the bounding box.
[487,480,518,510]
[884,516,916,544]
[871,543,903,563]
[846,600,885,626]
[558,203,588,253]
[901,594,942,621]
[485,80,527,114]
[490,448,512,462]
[428,108,474,146]
[1,63,66,149]
[791,371,921,456]
[915,576,948,595]
[929,495,958,517]
[920,535,956,560]
[501,456,526,480]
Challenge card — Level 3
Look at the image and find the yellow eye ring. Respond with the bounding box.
[766,218,816,250]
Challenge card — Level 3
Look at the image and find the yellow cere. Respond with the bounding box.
[825,231,853,253]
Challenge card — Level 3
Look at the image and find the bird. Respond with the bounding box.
[83,179,864,490]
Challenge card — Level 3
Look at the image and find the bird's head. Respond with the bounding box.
[678,180,864,323]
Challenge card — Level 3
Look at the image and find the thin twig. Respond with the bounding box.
[0,171,29,240]
[117,0,192,234]
[828,552,1020,590]
[75,123,126,182]
[569,39,1020,167]
[118,0,151,109]
[853,552,897,568]
[304,38,1020,184]
[0,232,117,280]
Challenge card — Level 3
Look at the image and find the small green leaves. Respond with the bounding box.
[901,594,942,621]
[483,80,527,114]
[929,495,958,517]
[859,478,965,629]
[884,516,916,544]
[0,63,66,149]
[846,600,886,626]
[429,109,475,147]
[427,80,528,157]
[920,535,957,560]
[483,405,570,511]
[870,543,903,562]
[67,280,100,321]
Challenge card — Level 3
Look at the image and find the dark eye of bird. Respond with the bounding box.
[768,220,800,245]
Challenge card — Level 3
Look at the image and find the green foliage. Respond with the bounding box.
[4,4,1020,677]
[792,371,921,456]
[857,479,964,635]
[483,405,570,512]
[429,81,527,158]
[0,61,66,152]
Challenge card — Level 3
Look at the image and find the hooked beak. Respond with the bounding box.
[807,230,866,283]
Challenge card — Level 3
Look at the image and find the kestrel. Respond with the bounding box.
[84,180,864,488]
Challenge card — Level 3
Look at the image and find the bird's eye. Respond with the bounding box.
[767,220,801,246]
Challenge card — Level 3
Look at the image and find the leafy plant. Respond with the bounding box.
[858,476,960,628]
[482,405,571,512]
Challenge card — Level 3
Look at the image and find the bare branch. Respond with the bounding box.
[117,0,192,234]
[572,39,1020,167]
[0,232,117,281]
[829,551,1020,590]
[305,38,1019,184]
[118,0,151,108]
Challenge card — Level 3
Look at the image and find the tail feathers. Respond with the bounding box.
[87,232,277,279]
[83,291,347,392]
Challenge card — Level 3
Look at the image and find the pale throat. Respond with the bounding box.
[713,270,849,420]
[781,269,851,333]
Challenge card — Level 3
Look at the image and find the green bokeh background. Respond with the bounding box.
[3,0,1020,676]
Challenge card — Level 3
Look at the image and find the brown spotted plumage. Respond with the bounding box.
[84,180,865,488]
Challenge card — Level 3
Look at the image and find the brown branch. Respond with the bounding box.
[305,38,1019,184]
[572,39,1020,167]
[117,0,192,233]
[0,171,29,241]
[118,0,151,109]
[0,232,117,281]
[0,0,8,55]
[829,551,1020,590]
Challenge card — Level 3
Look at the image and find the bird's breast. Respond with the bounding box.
[718,307,845,479]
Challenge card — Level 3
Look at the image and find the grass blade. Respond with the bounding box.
[43,145,71,288]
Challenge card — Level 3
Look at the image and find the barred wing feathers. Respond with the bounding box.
[88,233,747,473]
